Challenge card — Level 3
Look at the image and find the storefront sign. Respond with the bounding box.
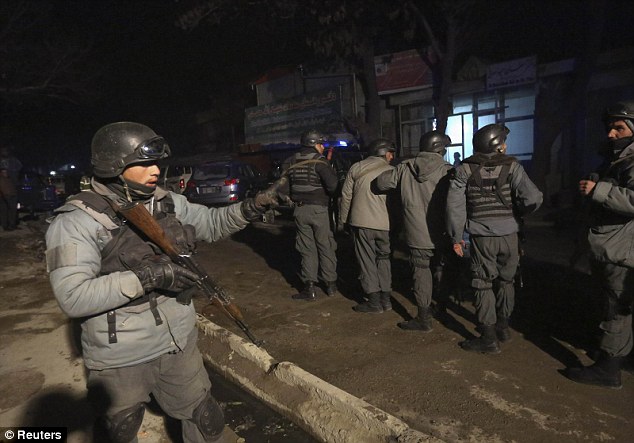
[244,88,341,145]
[487,56,537,89]
[375,49,434,95]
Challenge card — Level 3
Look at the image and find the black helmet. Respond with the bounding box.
[603,101,634,133]
[419,130,451,154]
[91,122,171,178]
[300,129,327,148]
[473,124,509,154]
[367,138,396,157]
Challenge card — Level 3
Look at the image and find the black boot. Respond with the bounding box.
[380,291,392,311]
[325,281,338,296]
[460,324,500,354]
[564,353,622,389]
[353,292,383,313]
[495,316,512,343]
[292,282,316,301]
[398,307,432,331]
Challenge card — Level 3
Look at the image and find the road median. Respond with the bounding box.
[197,315,442,443]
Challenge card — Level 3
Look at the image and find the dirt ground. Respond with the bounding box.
[1,209,633,442]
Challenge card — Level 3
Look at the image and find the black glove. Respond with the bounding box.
[132,261,200,292]
[241,185,282,221]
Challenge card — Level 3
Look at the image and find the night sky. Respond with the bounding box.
[2,0,633,172]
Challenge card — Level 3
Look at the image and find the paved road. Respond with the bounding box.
[194,211,634,442]
[1,210,633,442]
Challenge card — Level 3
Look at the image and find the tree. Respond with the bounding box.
[405,0,479,133]
[0,1,99,113]
[175,0,411,143]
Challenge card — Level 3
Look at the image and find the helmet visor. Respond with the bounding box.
[136,136,171,159]
[122,136,171,167]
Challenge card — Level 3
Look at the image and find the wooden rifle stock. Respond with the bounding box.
[114,200,263,346]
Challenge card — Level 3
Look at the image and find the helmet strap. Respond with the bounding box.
[118,175,133,202]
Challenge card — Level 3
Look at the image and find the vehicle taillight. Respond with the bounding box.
[186,180,197,189]
[224,178,239,186]
[179,178,185,189]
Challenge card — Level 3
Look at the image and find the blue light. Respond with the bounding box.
[338,140,348,147]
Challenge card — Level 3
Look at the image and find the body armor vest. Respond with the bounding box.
[288,152,328,199]
[68,191,195,343]
[463,154,516,221]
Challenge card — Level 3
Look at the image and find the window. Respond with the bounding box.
[451,86,535,164]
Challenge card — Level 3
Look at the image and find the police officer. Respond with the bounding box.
[339,138,395,313]
[564,101,634,389]
[45,122,277,442]
[281,129,339,300]
[375,131,453,329]
[446,124,542,354]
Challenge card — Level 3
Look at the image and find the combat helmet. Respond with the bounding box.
[300,129,327,148]
[603,101,634,133]
[367,138,396,157]
[91,122,171,178]
[473,124,509,154]
[419,131,451,155]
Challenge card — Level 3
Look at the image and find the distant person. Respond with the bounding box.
[446,124,542,354]
[0,145,22,229]
[564,101,634,389]
[339,138,395,313]
[327,145,349,232]
[280,129,339,300]
[375,131,453,329]
[45,122,278,442]
[453,152,462,167]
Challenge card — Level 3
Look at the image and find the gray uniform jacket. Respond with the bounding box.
[45,186,249,370]
[587,140,634,267]
[339,156,393,231]
[376,152,452,249]
[446,156,543,243]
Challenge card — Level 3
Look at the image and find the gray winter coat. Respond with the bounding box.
[376,152,453,249]
[339,156,393,231]
[587,140,634,267]
[45,185,249,370]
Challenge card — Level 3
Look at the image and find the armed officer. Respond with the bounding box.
[45,122,277,443]
[446,124,542,354]
[281,129,339,300]
[564,101,634,389]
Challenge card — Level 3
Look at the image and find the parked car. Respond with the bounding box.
[183,159,268,206]
[159,163,193,194]
[17,171,60,215]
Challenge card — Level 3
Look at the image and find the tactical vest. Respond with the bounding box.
[463,154,516,221]
[287,151,329,202]
[67,191,195,344]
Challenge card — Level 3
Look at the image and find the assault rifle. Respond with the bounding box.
[113,200,263,347]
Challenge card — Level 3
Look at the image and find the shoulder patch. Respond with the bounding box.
[46,243,78,272]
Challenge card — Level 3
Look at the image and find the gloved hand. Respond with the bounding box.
[132,260,200,292]
[241,183,283,221]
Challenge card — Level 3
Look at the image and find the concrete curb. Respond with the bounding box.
[196,316,443,443]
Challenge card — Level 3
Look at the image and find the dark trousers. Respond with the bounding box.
[0,194,17,229]
[470,234,519,326]
[592,261,634,357]
[352,227,391,294]
[87,328,215,443]
[294,204,337,284]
